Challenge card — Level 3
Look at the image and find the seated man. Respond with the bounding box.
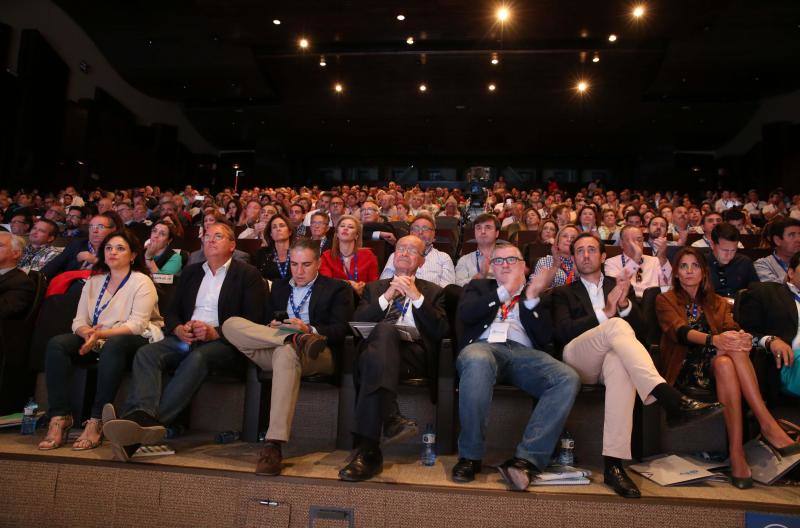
[553,233,721,498]
[41,213,116,279]
[704,223,759,299]
[63,206,89,238]
[380,213,455,288]
[755,218,800,283]
[361,201,397,246]
[0,232,36,320]
[339,235,448,481]
[454,213,499,287]
[103,223,265,461]
[737,250,800,405]
[18,219,63,273]
[453,242,581,490]
[691,212,743,248]
[604,225,671,297]
[222,238,353,476]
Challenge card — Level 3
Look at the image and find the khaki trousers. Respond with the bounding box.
[222,317,334,442]
[562,317,665,460]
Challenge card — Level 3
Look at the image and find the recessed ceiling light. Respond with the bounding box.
[406,36,415,45]
[334,83,343,93]
[419,83,427,92]
[396,14,405,21]
[299,38,309,49]
[272,19,281,25]
[491,53,499,65]
[319,55,327,67]
[576,80,589,93]
[632,5,645,18]
[608,34,618,42]
[496,6,510,23]
[488,83,497,92]
[592,52,600,63]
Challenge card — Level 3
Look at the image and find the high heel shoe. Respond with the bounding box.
[759,434,800,459]
[38,415,74,450]
[72,418,103,451]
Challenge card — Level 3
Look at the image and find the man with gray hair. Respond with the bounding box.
[0,232,35,319]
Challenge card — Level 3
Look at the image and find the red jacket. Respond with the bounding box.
[319,248,378,283]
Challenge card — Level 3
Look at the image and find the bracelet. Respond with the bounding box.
[765,335,776,352]
[705,334,714,347]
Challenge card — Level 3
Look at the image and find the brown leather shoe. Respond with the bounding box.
[290,333,327,360]
[255,442,282,476]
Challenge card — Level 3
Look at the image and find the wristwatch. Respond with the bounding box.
[765,335,776,352]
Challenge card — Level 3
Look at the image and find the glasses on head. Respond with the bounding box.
[89,224,111,231]
[395,246,421,256]
[410,225,434,234]
[203,233,230,242]
[491,256,523,266]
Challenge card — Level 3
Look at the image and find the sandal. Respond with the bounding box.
[72,418,103,451]
[38,415,74,450]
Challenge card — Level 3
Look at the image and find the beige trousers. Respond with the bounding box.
[221,317,335,442]
[562,317,665,459]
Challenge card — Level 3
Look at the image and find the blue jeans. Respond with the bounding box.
[456,340,580,470]
[45,333,147,418]
[124,336,239,425]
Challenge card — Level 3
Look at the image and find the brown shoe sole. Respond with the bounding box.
[103,419,166,448]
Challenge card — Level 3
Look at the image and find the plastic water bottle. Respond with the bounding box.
[215,430,240,444]
[556,430,575,466]
[21,398,38,435]
[421,424,436,466]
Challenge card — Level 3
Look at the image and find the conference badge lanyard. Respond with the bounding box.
[773,253,789,273]
[488,294,520,343]
[341,252,359,282]
[289,283,314,320]
[274,251,290,279]
[92,270,132,326]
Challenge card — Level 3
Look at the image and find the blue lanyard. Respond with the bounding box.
[341,252,358,281]
[475,249,482,271]
[289,283,314,319]
[773,253,789,273]
[92,270,132,326]
[319,237,328,251]
[274,251,290,279]
[87,241,96,255]
[702,236,712,247]
[392,298,411,319]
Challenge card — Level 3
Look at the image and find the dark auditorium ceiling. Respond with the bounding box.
[53,0,800,158]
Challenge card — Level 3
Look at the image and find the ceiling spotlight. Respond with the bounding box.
[419,83,427,92]
[496,6,511,23]
[491,52,499,65]
[406,36,415,45]
[298,38,309,49]
[608,34,618,42]
[632,5,646,18]
[576,80,589,93]
[334,83,343,93]
[488,83,497,92]
[319,55,327,67]
[592,52,600,63]
[396,14,405,21]
[272,19,281,25]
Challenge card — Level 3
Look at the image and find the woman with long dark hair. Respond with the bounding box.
[39,231,163,451]
[656,247,799,488]
[254,213,296,281]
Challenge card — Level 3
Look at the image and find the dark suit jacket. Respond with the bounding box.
[166,259,266,340]
[41,238,90,279]
[354,277,448,358]
[552,276,644,348]
[0,268,35,320]
[363,221,396,241]
[704,252,759,298]
[265,274,353,348]
[456,279,552,352]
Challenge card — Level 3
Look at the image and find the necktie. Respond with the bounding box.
[384,296,407,323]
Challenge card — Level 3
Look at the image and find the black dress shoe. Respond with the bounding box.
[496,457,538,492]
[604,465,641,498]
[451,458,482,483]
[338,448,383,482]
[383,413,418,445]
[667,397,723,426]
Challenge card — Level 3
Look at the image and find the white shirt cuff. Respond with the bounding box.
[523,297,540,310]
[595,308,609,324]
[618,302,633,318]
[372,232,381,240]
[758,336,771,349]
[378,295,390,310]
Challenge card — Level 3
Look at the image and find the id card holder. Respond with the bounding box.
[488,322,509,343]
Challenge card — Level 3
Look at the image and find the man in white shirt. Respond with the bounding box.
[455,213,499,286]
[380,214,455,287]
[742,190,766,222]
[605,226,671,297]
[691,212,729,248]
[755,218,800,283]
[302,192,333,227]
[500,202,525,228]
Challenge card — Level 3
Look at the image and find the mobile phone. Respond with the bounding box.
[274,310,288,322]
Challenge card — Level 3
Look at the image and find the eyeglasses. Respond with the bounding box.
[395,246,421,256]
[89,224,111,231]
[310,221,328,227]
[203,233,231,242]
[410,225,434,234]
[490,256,523,266]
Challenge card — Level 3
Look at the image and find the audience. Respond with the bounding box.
[143,221,184,275]
[254,213,295,281]
[380,214,455,288]
[18,219,62,273]
[42,213,118,279]
[755,218,800,282]
[532,225,580,287]
[0,232,35,319]
[604,225,671,297]
[704,223,759,298]
[319,215,378,296]
[455,213,500,286]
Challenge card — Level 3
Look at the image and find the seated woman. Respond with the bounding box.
[144,220,183,275]
[319,215,378,296]
[38,230,163,451]
[507,207,541,244]
[656,247,799,488]
[577,205,599,233]
[531,224,580,287]
[254,213,295,281]
[536,219,558,245]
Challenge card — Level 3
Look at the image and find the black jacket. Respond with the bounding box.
[705,252,759,298]
[354,277,448,358]
[552,276,644,347]
[41,238,90,279]
[456,279,552,352]
[265,274,353,347]
[166,259,266,339]
[0,268,35,320]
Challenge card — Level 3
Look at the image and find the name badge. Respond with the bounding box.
[488,322,509,343]
[152,273,174,284]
